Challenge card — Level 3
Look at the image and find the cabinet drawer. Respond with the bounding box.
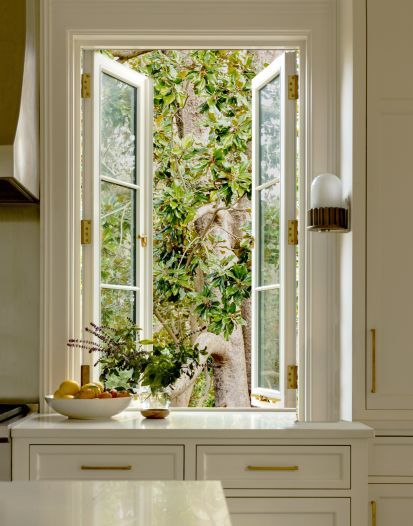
[370,438,413,477]
[227,497,350,526]
[30,445,184,481]
[197,445,350,489]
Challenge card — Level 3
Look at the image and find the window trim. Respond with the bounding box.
[40,0,337,419]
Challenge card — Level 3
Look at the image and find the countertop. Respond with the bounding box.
[11,411,373,439]
[0,480,231,526]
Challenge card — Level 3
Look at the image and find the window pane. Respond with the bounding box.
[100,181,136,286]
[101,288,136,329]
[258,288,280,391]
[100,73,136,184]
[259,74,281,185]
[258,184,280,286]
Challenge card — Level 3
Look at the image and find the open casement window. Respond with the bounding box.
[82,52,153,367]
[251,52,297,408]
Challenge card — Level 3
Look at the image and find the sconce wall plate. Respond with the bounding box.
[307,207,348,232]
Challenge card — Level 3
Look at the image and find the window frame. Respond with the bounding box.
[40,0,338,419]
[82,52,153,372]
[251,52,297,408]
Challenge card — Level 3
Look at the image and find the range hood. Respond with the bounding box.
[0,0,39,202]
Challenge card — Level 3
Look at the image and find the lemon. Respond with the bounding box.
[53,389,64,399]
[59,380,81,396]
[61,394,74,399]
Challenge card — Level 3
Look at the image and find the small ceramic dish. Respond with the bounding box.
[140,408,170,419]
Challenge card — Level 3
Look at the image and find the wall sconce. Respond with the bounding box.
[307,173,349,232]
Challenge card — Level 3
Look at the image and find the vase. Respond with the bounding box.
[140,389,170,419]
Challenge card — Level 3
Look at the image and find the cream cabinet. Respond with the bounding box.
[369,485,413,526]
[369,438,413,478]
[366,1,413,413]
[369,437,413,525]
[196,445,350,489]
[227,498,350,526]
[11,413,371,526]
[29,444,184,481]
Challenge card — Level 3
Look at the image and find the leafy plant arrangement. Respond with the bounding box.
[67,319,207,395]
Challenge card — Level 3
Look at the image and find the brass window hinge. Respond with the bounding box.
[288,74,299,100]
[288,219,298,245]
[287,365,298,389]
[81,73,91,99]
[81,219,92,244]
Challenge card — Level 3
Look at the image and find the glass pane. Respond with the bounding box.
[258,288,280,391]
[100,73,136,184]
[258,184,280,286]
[100,288,136,329]
[100,181,136,286]
[259,74,281,185]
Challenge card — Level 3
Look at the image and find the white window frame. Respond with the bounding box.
[82,52,153,371]
[251,52,297,408]
[40,0,337,420]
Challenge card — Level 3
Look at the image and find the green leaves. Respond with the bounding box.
[105,49,263,354]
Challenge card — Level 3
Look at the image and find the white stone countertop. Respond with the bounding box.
[11,411,373,439]
[0,480,231,526]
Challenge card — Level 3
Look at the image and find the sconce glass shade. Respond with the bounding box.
[308,173,348,232]
[310,173,343,208]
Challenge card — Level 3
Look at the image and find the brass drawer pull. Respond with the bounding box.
[371,500,376,526]
[81,465,132,471]
[371,329,376,393]
[247,465,299,471]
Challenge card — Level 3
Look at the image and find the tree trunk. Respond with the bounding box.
[241,298,252,397]
[211,327,250,407]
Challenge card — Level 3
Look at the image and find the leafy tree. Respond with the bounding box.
[102,49,280,406]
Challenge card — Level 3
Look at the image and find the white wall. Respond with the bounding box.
[0,206,39,402]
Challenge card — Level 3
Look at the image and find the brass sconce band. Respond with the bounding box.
[307,207,348,232]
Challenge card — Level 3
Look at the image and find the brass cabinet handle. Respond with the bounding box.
[371,329,376,393]
[247,465,299,471]
[81,465,132,471]
[371,500,376,526]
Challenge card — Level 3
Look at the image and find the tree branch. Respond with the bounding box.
[111,50,154,63]
[184,198,249,271]
[153,307,179,345]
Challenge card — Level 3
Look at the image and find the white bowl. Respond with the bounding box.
[45,395,132,420]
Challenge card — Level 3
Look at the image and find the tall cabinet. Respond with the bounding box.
[363,0,413,522]
[366,0,413,415]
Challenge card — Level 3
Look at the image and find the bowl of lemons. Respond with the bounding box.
[45,380,132,419]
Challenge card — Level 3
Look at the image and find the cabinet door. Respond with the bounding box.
[226,498,350,526]
[369,484,413,525]
[366,0,413,410]
[30,445,184,480]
